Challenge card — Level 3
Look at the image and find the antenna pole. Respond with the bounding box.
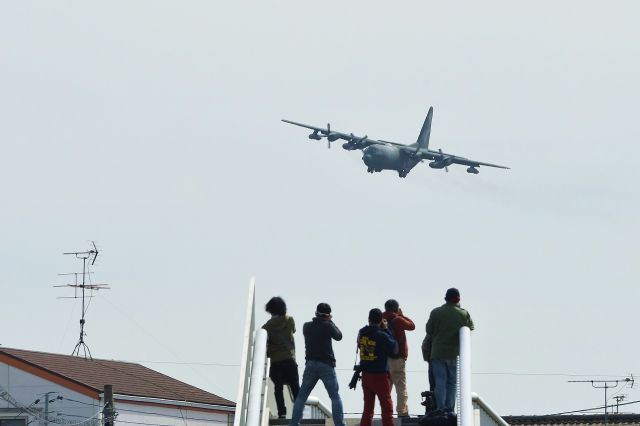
[568,377,634,425]
[57,241,108,360]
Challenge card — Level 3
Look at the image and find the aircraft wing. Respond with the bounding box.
[410,147,510,169]
[281,119,405,149]
[450,157,510,169]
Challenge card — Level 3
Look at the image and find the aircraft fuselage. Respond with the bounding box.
[361,145,419,177]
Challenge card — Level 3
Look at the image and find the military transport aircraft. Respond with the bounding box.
[282,107,509,178]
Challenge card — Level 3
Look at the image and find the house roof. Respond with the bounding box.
[503,414,640,425]
[0,347,234,408]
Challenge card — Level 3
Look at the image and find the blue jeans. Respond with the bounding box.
[289,360,345,426]
[431,358,457,412]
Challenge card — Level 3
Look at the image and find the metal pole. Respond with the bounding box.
[459,327,473,426]
[44,393,49,426]
[604,385,608,426]
[234,278,256,426]
[246,329,268,426]
[103,385,114,426]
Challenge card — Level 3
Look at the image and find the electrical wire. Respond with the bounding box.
[120,360,635,380]
[549,399,640,415]
[0,389,101,426]
[99,294,228,396]
[125,360,239,367]
[60,397,99,407]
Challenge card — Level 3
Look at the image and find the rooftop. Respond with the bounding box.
[503,414,640,425]
[0,347,234,407]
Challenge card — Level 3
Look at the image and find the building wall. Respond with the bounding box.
[0,361,232,426]
[0,361,99,425]
[115,401,229,426]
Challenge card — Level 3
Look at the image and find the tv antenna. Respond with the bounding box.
[568,375,634,425]
[54,241,110,359]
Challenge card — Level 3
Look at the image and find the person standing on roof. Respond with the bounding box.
[358,308,398,426]
[289,303,345,426]
[262,296,300,419]
[382,299,415,418]
[425,288,474,412]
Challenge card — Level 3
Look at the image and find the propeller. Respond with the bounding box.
[348,133,368,148]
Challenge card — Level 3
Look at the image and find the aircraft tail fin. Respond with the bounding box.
[415,106,433,149]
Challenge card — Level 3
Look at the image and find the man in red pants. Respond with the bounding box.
[357,308,399,426]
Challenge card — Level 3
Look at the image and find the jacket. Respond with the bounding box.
[303,317,342,367]
[382,311,415,360]
[357,324,398,373]
[262,315,296,362]
[425,302,474,360]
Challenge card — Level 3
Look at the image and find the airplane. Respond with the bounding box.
[282,107,509,178]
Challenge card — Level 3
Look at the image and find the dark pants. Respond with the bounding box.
[269,358,300,417]
[360,372,394,426]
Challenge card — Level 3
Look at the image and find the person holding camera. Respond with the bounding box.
[382,299,415,418]
[262,296,300,419]
[289,303,345,426]
[425,288,474,412]
[357,308,399,426]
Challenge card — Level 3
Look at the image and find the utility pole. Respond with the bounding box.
[44,395,49,426]
[614,395,626,414]
[103,385,115,426]
[42,392,60,426]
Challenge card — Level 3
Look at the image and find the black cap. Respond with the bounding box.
[368,308,383,323]
[445,288,460,301]
[316,303,331,316]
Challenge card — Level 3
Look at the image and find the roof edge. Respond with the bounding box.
[112,393,235,412]
[0,351,99,399]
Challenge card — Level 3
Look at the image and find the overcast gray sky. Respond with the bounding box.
[1,1,639,417]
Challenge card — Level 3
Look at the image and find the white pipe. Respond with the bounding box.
[304,396,332,418]
[472,393,510,426]
[459,326,473,426]
[234,278,257,426]
[246,329,268,426]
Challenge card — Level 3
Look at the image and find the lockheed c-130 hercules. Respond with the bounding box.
[282,107,509,178]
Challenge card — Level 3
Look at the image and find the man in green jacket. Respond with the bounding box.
[425,288,474,412]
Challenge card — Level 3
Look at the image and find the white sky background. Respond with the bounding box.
[1,0,639,417]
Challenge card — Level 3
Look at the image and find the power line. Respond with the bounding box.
[124,360,636,379]
[549,399,640,415]
[127,360,239,367]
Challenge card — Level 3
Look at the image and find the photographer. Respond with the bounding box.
[425,288,474,412]
[289,303,345,426]
[357,308,399,426]
[262,296,299,419]
[383,299,415,418]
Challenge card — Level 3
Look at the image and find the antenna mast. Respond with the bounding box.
[568,376,634,424]
[55,241,110,359]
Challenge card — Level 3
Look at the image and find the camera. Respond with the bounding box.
[348,365,362,390]
[420,390,436,412]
